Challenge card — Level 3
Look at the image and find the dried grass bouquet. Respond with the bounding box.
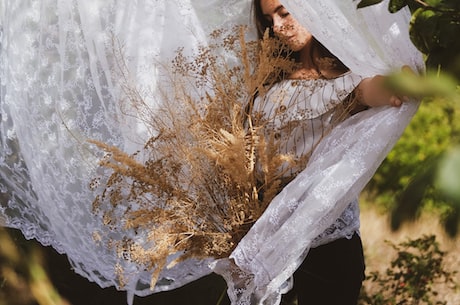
[89,26,318,289]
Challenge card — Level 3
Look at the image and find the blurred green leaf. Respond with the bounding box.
[389,0,408,13]
[437,15,460,50]
[408,2,460,79]
[391,156,439,231]
[436,146,460,204]
[442,207,459,236]
[409,8,440,54]
[424,0,443,7]
[387,68,459,99]
[357,0,385,9]
[425,0,460,9]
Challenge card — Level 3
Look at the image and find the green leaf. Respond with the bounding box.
[357,0,385,9]
[442,207,459,237]
[436,146,460,236]
[426,49,460,80]
[409,8,440,54]
[391,157,439,231]
[424,0,442,7]
[436,147,460,204]
[389,0,408,13]
[425,0,459,9]
[437,15,460,49]
[387,69,459,99]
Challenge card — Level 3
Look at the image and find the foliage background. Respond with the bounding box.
[359,0,460,234]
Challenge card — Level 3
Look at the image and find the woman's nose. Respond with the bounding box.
[272,17,285,34]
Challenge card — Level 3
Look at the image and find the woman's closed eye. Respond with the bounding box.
[263,5,290,24]
[279,8,290,18]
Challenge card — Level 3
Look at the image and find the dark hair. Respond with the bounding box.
[253,0,274,40]
[252,0,349,76]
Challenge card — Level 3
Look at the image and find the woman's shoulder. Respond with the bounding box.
[276,71,362,89]
[258,71,363,120]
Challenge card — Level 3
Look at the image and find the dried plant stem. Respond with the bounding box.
[89,26,354,289]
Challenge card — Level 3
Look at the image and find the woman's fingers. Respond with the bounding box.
[389,95,402,107]
[401,65,416,75]
[358,71,413,108]
[389,95,411,107]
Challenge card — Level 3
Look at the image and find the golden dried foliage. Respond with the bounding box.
[89,26,355,289]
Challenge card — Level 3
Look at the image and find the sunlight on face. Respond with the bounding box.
[260,0,313,51]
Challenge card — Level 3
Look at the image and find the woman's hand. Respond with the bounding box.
[356,66,414,108]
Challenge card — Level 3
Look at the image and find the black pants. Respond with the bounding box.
[284,233,365,305]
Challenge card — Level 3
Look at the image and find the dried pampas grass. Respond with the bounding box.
[89,26,350,289]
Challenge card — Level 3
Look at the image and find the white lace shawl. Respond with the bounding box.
[0,1,423,304]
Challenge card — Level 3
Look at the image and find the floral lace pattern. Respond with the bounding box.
[212,1,424,305]
[1,1,423,305]
[312,200,360,248]
[0,0,255,299]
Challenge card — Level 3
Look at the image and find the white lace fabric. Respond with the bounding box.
[0,1,424,305]
[213,1,424,304]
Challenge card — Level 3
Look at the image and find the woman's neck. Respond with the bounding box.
[290,40,322,80]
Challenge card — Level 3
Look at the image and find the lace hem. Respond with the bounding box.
[311,199,360,248]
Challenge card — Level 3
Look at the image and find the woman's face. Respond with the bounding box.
[259,0,313,52]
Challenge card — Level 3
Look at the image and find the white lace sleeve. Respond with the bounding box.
[211,1,424,305]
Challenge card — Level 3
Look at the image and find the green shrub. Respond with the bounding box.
[367,98,460,211]
[359,235,457,305]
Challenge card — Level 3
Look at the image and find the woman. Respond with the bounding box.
[245,0,408,304]
[0,1,422,304]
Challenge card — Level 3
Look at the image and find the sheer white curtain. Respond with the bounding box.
[0,0,423,304]
[0,0,253,300]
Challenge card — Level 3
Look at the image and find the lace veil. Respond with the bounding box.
[0,0,423,304]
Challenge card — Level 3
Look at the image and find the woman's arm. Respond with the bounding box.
[356,74,406,108]
[356,65,416,108]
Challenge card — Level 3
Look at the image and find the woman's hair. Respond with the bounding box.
[252,0,349,77]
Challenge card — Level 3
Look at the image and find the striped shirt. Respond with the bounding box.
[253,71,363,247]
